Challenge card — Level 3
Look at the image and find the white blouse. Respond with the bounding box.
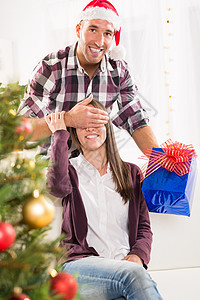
[70,154,130,260]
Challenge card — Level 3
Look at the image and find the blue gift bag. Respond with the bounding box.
[142,148,197,216]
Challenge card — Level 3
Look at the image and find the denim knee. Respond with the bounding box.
[118,263,158,297]
[122,263,143,280]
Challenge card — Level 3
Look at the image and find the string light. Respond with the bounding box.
[49,269,58,278]
[29,160,35,169]
[33,189,40,198]
[8,109,17,116]
[162,2,175,138]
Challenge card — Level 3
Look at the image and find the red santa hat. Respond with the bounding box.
[79,0,125,60]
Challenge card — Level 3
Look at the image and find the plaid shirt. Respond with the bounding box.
[19,43,149,155]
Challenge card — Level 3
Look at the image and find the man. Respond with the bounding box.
[18,0,159,156]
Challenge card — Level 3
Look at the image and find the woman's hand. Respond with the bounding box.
[122,254,143,266]
[45,111,67,133]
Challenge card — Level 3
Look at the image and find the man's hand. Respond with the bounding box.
[64,94,109,128]
[122,254,143,266]
[45,111,66,133]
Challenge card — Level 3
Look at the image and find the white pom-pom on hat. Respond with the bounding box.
[109,44,126,60]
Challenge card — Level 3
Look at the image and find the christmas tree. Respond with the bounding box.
[0,83,78,300]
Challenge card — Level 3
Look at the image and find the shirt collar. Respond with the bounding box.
[71,153,111,178]
[75,153,95,173]
[100,54,114,72]
[103,53,114,72]
[67,42,79,71]
[67,43,114,72]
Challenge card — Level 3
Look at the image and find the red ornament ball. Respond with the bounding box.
[10,294,31,300]
[16,119,33,134]
[23,119,33,133]
[50,272,78,300]
[0,222,16,251]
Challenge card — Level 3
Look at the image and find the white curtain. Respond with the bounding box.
[118,0,200,152]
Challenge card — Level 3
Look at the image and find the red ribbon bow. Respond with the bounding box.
[140,139,197,181]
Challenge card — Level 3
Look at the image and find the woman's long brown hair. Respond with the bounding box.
[70,99,133,203]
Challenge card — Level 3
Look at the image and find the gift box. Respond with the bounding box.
[141,140,197,216]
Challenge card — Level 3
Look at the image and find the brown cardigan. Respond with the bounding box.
[47,130,153,269]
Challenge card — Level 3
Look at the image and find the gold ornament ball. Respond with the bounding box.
[22,195,55,228]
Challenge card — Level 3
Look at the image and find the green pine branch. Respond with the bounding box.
[0,83,77,300]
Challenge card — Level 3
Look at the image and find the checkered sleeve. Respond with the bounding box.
[111,62,149,136]
[18,57,57,118]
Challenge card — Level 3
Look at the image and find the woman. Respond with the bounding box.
[46,100,162,300]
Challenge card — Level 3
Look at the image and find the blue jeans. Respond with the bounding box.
[62,256,163,300]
